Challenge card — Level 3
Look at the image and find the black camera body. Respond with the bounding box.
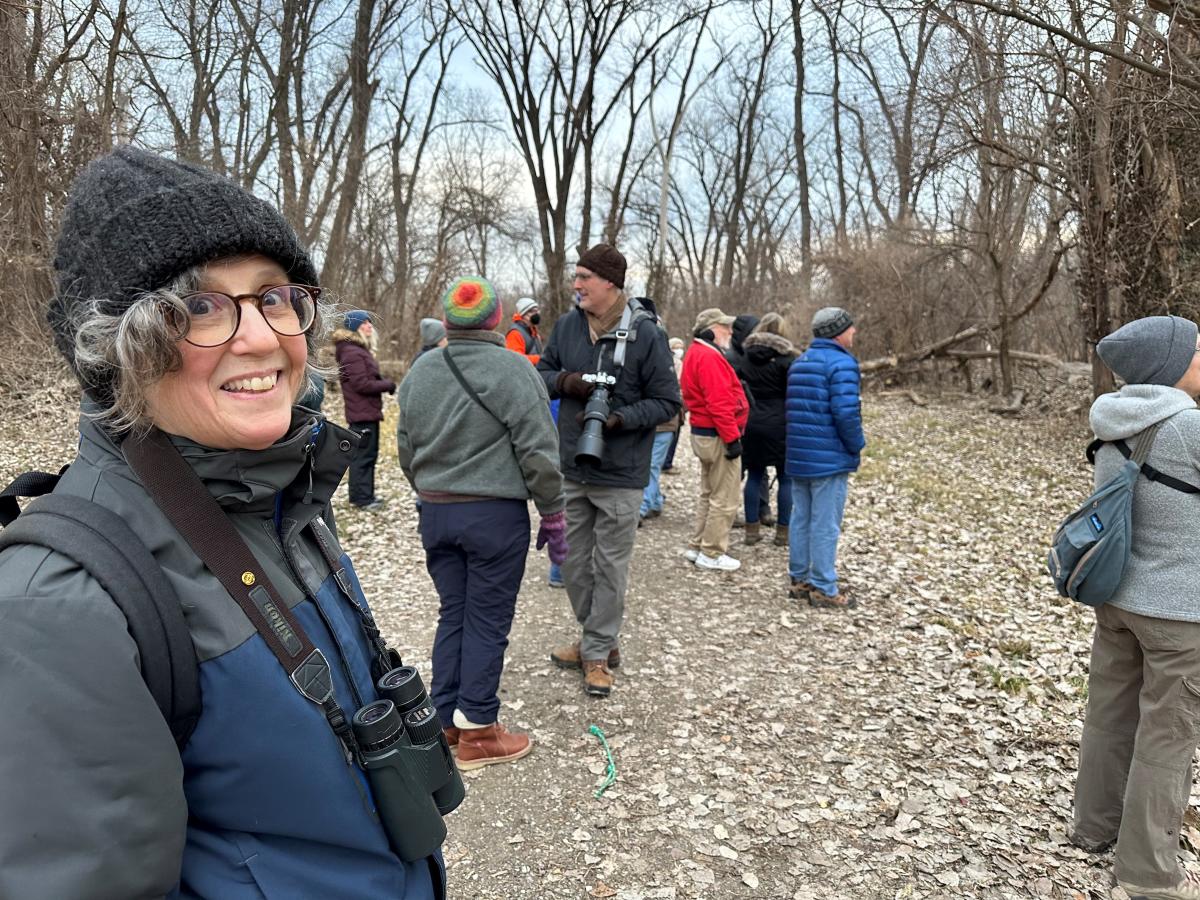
[351,666,465,862]
[575,372,617,466]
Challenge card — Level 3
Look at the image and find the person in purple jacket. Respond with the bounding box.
[334,310,396,508]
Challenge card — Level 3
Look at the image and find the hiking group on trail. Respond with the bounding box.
[7,143,1193,900]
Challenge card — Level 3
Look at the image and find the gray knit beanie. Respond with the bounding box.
[812,307,854,339]
[48,146,318,404]
[1097,315,1198,386]
[419,317,446,348]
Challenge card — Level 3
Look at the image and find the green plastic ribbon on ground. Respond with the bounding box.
[588,725,617,798]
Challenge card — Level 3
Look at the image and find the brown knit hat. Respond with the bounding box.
[577,243,626,289]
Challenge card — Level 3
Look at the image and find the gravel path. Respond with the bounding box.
[1,382,1167,899]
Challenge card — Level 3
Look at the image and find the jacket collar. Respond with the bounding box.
[78,408,352,514]
[447,330,504,346]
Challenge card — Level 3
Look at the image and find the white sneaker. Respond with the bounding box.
[683,548,700,562]
[695,552,741,572]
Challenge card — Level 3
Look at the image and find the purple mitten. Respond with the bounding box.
[536,511,569,565]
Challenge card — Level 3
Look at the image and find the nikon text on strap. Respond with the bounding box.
[123,427,355,757]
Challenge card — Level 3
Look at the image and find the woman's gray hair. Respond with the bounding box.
[72,264,337,435]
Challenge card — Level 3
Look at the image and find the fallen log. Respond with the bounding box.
[860,325,982,373]
[989,389,1026,415]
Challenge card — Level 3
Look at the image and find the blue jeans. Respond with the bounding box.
[788,474,850,596]
[640,431,674,515]
[548,562,563,585]
[744,467,791,525]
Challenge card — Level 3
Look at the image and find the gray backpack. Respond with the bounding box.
[1047,422,1198,606]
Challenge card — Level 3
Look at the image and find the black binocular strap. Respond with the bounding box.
[123,429,346,741]
[441,347,502,426]
[0,493,201,748]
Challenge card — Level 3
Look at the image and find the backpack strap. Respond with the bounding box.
[0,493,201,748]
[0,468,66,526]
[1086,427,1200,495]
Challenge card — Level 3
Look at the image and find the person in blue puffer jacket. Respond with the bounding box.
[784,307,865,609]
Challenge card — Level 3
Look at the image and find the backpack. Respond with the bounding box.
[1047,423,1199,606]
[0,470,201,748]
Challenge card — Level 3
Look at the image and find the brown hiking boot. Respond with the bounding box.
[809,588,857,609]
[551,640,621,670]
[455,722,532,770]
[743,522,763,545]
[443,726,460,749]
[774,525,789,546]
[583,659,614,697]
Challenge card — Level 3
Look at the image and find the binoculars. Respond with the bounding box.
[351,666,465,862]
[575,372,617,466]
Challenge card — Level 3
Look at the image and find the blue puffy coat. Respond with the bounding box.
[785,338,865,479]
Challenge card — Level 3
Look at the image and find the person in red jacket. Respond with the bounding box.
[680,307,749,571]
[505,296,542,364]
[334,309,396,509]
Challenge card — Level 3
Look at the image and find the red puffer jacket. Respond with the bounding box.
[680,339,748,444]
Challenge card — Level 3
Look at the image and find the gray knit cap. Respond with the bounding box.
[812,307,854,339]
[419,317,446,348]
[1097,315,1198,386]
[48,146,318,404]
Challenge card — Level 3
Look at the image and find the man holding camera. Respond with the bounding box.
[538,243,682,697]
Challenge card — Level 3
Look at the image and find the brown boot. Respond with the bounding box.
[582,659,614,697]
[743,522,763,545]
[455,722,532,770]
[443,726,460,750]
[774,524,789,547]
[787,578,813,600]
[551,640,621,670]
[809,589,857,609]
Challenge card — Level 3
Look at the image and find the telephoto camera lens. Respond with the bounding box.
[575,384,612,466]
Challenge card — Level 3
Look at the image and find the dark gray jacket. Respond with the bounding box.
[537,301,681,489]
[0,413,441,900]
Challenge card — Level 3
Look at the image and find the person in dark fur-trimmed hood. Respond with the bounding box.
[735,313,798,546]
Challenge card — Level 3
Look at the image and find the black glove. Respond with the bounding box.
[557,371,595,400]
[724,439,743,460]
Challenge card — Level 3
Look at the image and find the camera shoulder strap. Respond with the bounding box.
[124,427,358,759]
[442,345,503,426]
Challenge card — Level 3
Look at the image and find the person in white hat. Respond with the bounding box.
[506,296,543,364]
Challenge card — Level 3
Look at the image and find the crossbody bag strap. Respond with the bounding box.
[123,428,357,756]
[1102,428,1200,494]
[442,346,502,425]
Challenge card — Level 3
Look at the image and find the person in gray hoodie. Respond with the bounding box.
[1072,315,1200,900]
[397,276,566,771]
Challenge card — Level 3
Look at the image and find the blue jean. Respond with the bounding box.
[744,467,791,525]
[788,474,850,596]
[640,431,674,515]
[420,499,529,726]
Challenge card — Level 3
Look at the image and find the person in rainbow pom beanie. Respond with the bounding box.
[397,276,567,769]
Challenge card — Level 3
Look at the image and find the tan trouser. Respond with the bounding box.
[1073,604,1200,888]
[688,434,741,557]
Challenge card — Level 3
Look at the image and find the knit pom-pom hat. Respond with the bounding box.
[442,277,502,330]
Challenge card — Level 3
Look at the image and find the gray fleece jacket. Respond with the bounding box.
[1091,384,1200,622]
[397,330,564,515]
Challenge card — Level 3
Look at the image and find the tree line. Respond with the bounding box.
[2,0,1197,395]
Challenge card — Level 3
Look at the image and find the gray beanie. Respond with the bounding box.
[419,317,446,348]
[812,307,854,339]
[1097,315,1198,386]
[48,146,318,405]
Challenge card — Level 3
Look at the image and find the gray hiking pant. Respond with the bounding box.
[561,480,641,660]
[1073,604,1200,889]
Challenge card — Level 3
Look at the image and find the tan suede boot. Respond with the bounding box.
[774,524,789,546]
[743,522,763,545]
[551,641,621,670]
[582,659,614,697]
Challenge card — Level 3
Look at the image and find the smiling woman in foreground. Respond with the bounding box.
[0,147,446,900]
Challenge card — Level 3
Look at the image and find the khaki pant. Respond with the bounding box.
[561,480,642,660]
[1074,604,1200,888]
[688,434,741,557]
